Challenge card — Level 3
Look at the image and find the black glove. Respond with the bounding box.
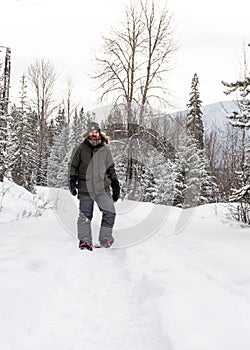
[111,179,120,202]
[69,175,78,196]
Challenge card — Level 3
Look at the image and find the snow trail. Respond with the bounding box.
[1,199,250,350]
[0,213,171,350]
[124,206,250,350]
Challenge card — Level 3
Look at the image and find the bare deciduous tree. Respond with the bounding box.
[27,58,57,184]
[62,78,74,125]
[93,0,177,127]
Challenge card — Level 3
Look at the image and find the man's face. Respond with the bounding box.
[89,130,100,140]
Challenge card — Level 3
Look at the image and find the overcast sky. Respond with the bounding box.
[1,0,249,112]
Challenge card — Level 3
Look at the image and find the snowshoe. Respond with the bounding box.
[79,241,93,251]
[100,238,114,248]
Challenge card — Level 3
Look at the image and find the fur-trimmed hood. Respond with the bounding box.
[81,130,110,144]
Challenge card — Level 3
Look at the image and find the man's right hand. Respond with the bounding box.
[111,179,120,202]
[69,175,78,196]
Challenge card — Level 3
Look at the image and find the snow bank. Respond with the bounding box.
[0,178,51,223]
[1,187,250,350]
[125,203,250,349]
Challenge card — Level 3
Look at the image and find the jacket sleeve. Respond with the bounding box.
[69,145,81,177]
[106,147,118,181]
[106,148,120,201]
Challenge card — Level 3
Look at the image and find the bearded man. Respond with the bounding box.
[69,122,120,251]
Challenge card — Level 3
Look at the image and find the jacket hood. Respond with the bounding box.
[81,130,110,144]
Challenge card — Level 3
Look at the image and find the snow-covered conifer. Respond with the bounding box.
[173,133,214,208]
[0,62,7,181]
[222,64,250,224]
[7,76,38,192]
[47,124,70,188]
[186,73,204,149]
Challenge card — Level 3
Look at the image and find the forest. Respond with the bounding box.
[0,1,249,225]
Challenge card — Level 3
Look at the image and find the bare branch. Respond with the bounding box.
[91,0,177,125]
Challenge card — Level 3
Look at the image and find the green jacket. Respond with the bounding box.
[69,138,118,195]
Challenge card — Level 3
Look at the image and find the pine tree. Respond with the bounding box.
[134,161,156,202]
[7,76,38,192]
[0,109,6,182]
[68,108,81,153]
[78,108,92,133]
[222,62,250,224]
[47,124,71,188]
[172,163,186,207]
[8,105,26,187]
[27,59,57,186]
[69,107,93,148]
[102,103,125,131]
[112,155,127,199]
[25,108,39,191]
[199,153,218,204]
[173,133,214,208]
[0,62,7,181]
[225,99,250,172]
[153,157,177,205]
[48,106,95,189]
[55,106,67,132]
[47,119,57,148]
[186,73,204,149]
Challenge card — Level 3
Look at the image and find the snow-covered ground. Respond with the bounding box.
[1,179,250,350]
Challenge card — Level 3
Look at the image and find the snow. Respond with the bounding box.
[1,181,250,349]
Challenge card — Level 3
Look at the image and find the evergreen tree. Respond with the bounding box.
[25,108,39,191]
[0,106,6,182]
[55,106,67,132]
[69,107,93,147]
[70,108,82,147]
[133,161,156,202]
[102,103,125,131]
[85,111,95,129]
[186,73,204,149]
[27,59,57,186]
[112,155,127,199]
[225,99,250,172]
[7,76,38,192]
[47,119,57,148]
[173,133,214,208]
[7,107,37,192]
[172,163,186,207]
[8,105,26,187]
[0,62,7,181]
[47,124,70,188]
[153,157,177,205]
[78,108,92,133]
[48,106,94,188]
[199,153,218,204]
[222,65,250,224]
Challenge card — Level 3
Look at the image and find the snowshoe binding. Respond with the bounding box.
[79,241,93,251]
[99,237,114,248]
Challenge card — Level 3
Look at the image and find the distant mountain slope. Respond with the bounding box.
[90,100,241,134]
[90,105,112,123]
[202,100,238,133]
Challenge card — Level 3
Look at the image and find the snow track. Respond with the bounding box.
[1,202,250,350]
[125,235,250,350]
[0,214,171,350]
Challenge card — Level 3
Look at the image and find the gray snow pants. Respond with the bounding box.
[77,191,116,245]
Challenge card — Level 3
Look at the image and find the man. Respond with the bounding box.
[69,121,120,251]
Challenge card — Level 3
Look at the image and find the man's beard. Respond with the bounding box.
[88,134,101,146]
